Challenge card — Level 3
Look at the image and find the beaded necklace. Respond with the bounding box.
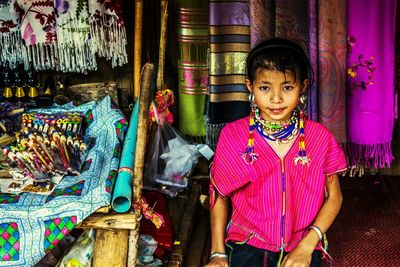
[254,107,297,132]
[242,106,311,166]
[254,109,299,144]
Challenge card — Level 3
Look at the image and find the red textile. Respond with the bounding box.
[140,190,174,260]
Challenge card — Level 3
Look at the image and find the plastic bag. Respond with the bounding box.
[144,116,201,197]
[136,234,163,266]
[56,229,95,267]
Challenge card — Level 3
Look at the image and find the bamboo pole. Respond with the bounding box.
[127,62,155,266]
[156,0,168,91]
[134,0,143,99]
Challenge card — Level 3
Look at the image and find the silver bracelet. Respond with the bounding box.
[209,252,228,260]
[309,225,323,241]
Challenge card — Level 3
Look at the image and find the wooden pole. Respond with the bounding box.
[156,0,168,91]
[127,62,154,266]
[92,229,129,267]
[133,0,143,99]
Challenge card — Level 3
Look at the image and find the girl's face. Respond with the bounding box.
[245,69,308,123]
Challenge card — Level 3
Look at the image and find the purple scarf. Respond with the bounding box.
[347,0,396,171]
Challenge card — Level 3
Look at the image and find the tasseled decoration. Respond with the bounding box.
[14,0,59,71]
[205,121,226,151]
[55,0,97,73]
[242,108,258,164]
[321,233,333,266]
[294,111,311,165]
[133,196,165,229]
[0,1,23,69]
[88,0,128,68]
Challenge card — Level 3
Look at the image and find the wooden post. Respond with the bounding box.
[134,0,143,99]
[156,0,168,91]
[92,229,129,267]
[127,63,155,265]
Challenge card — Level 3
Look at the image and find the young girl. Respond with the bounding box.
[206,38,346,267]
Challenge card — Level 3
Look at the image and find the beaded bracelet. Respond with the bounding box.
[209,252,228,260]
[309,225,323,241]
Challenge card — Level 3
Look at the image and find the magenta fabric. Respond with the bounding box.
[210,117,346,252]
[347,0,396,169]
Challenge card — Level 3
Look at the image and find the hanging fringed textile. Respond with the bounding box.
[347,0,396,173]
[206,0,251,149]
[317,0,347,145]
[0,0,23,69]
[274,0,308,50]
[307,0,319,121]
[15,0,58,71]
[55,0,96,73]
[88,0,128,68]
[177,0,208,138]
[249,0,273,49]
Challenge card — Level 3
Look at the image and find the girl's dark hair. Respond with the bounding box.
[246,38,313,86]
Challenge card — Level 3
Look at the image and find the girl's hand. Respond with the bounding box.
[204,257,228,267]
[281,245,312,267]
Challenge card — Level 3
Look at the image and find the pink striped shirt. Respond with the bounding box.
[210,116,347,252]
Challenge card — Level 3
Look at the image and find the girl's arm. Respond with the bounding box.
[282,174,343,267]
[205,194,229,267]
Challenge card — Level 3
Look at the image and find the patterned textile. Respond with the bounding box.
[206,0,251,148]
[88,0,128,68]
[307,0,319,121]
[249,0,273,48]
[317,0,347,145]
[0,96,126,266]
[176,0,208,138]
[274,0,308,51]
[0,0,23,69]
[347,0,396,171]
[55,0,96,73]
[14,0,58,71]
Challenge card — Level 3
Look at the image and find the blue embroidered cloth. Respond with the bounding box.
[0,96,128,266]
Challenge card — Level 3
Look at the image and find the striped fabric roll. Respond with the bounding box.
[177,0,209,138]
[207,0,251,148]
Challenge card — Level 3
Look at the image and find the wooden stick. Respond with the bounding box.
[134,0,143,99]
[156,0,168,91]
[133,62,154,201]
[128,63,154,265]
[78,213,137,230]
